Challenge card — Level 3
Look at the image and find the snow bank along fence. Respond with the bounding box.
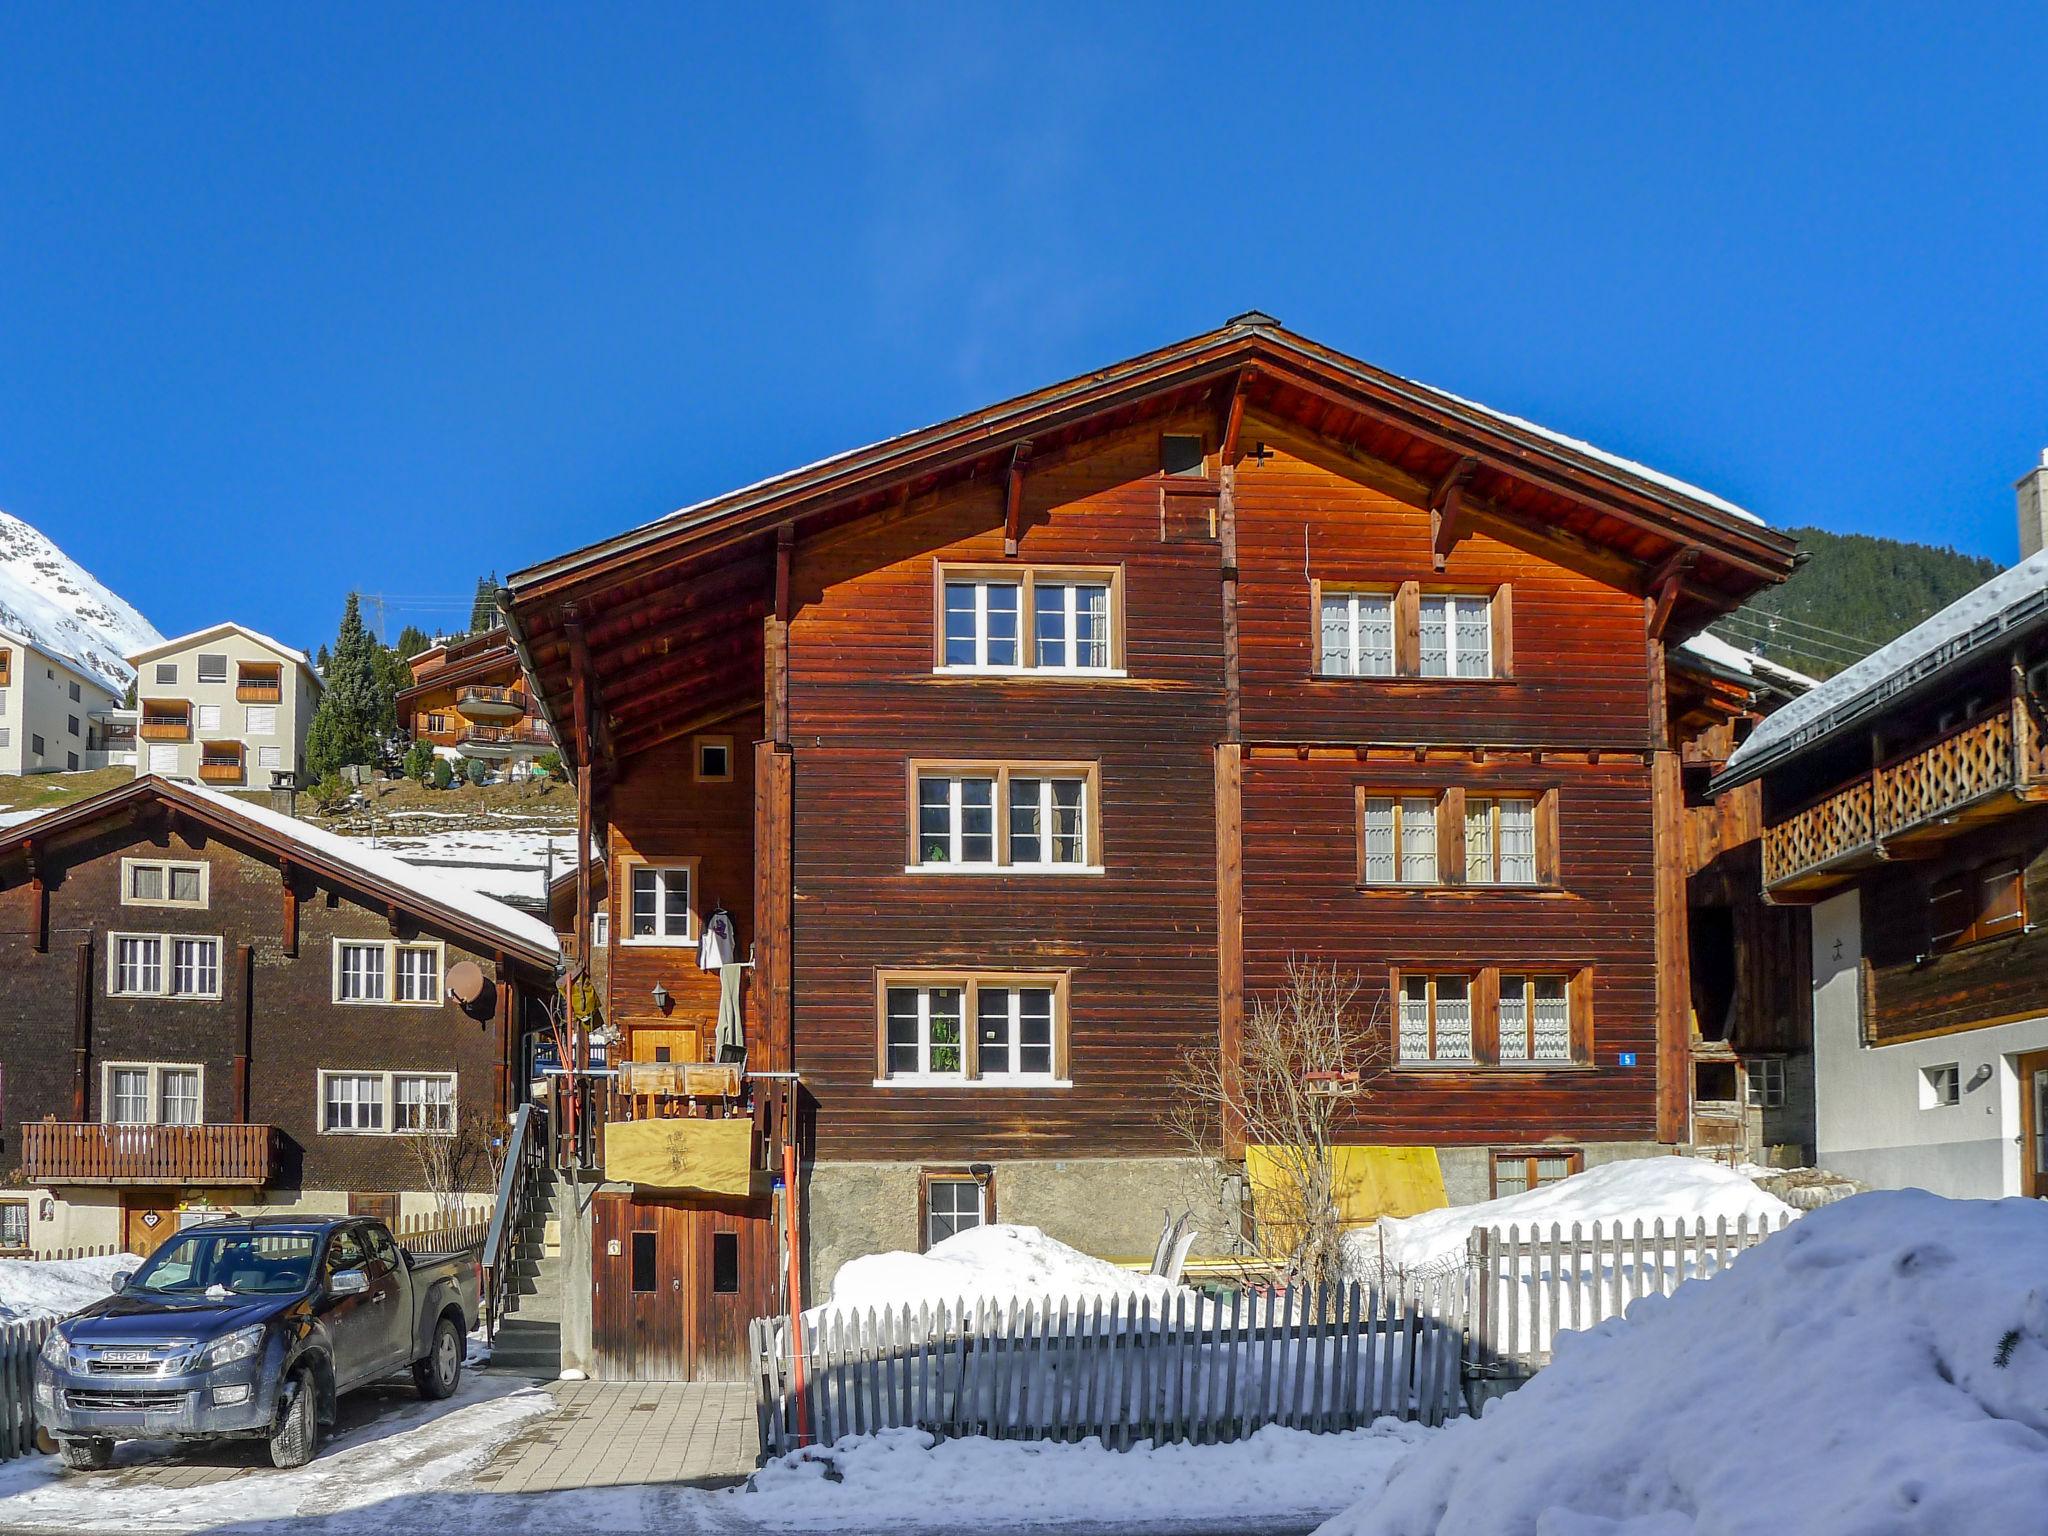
[750,1280,1466,1459]
[1456,1211,1796,1383]
[0,1318,54,1460]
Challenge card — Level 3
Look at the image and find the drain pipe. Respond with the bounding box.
[754,1069,807,1445]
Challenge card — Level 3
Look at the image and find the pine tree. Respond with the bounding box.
[393,624,433,661]
[469,574,500,635]
[303,594,385,779]
[314,643,331,674]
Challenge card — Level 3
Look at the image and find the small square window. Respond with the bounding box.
[1161,434,1206,478]
[924,1176,986,1249]
[197,654,228,684]
[1922,1063,1960,1108]
[67,680,80,702]
[1747,1057,1787,1110]
[154,663,177,686]
[695,736,733,783]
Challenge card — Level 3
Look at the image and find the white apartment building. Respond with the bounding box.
[125,624,322,788]
[0,628,125,775]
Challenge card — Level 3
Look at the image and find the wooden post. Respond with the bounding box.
[1215,743,1245,1159]
[1652,745,1691,1144]
[754,740,794,1074]
[70,939,91,1121]
[568,610,594,1078]
[768,528,794,747]
[233,943,254,1122]
[280,860,299,957]
[2012,649,2033,789]
[493,958,512,1121]
[25,840,45,955]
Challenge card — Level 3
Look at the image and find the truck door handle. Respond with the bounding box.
[370,1292,386,1304]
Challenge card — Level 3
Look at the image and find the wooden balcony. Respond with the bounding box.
[236,677,282,703]
[23,1122,280,1187]
[1763,710,2048,894]
[139,714,190,742]
[460,721,552,752]
[198,758,245,783]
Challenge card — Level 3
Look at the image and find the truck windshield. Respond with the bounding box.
[128,1231,320,1295]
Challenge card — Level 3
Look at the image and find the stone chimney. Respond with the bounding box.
[2020,449,2048,562]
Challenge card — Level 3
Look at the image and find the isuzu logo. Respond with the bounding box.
[96,1349,153,1364]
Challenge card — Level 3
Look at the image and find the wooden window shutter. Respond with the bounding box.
[1536,788,1561,886]
[1569,967,1596,1062]
[1928,873,1972,951]
[1395,582,1422,676]
[1490,585,1514,677]
[1439,787,1467,884]
[1472,967,1501,1064]
[1309,579,1325,676]
[1977,860,2026,939]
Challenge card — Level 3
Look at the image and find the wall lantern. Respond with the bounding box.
[651,982,672,1014]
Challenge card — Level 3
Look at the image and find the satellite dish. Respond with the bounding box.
[446,960,487,1006]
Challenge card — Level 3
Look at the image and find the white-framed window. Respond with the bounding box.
[1921,1062,1961,1109]
[1747,1056,1787,1110]
[924,1175,987,1249]
[879,972,1070,1085]
[1419,594,1494,678]
[592,909,610,949]
[148,743,178,774]
[123,858,209,908]
[936,565,1121,675]
[154,662,177,686]
[911,765,1098,872]
[321,1070,454,1135]
[246,705,277,735]
[101,1062,204,1125]
[0,1201,28,1251]
[197,653,228,684]
[1319,590,1396,677]
[1498,975,1572,1063]
[195,704,221,731]
[0,689,8,715]
[333,939,444,1005]
[257,745,282,769]
[1361,796,1439,884]
[0,729,11,748]
[108,933,222,999]
[1398,974,1474,1064]
[1464,797,1538,885]
[624,861,696,944]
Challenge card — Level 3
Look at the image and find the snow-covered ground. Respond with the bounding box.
[348,822,577,908]
[0,1254,132,1321]
[815,1223,1189,1321]
[1343,1156,1797,1275]
[1318,1190,2048,1536]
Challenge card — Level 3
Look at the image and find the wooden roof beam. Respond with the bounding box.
[1002,443,1032,557]
[1647,548,1701,640]
[1219,368,1256,466]
[1430,455,1480,572]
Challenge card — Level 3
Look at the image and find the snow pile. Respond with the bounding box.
[1679,630,1818,693]
[0,509,162,695]
[0,1253,134,1321]
[816,1224,1186,1320]
[1320,1191,2048,1536]
[749,1421,1429,1531]
[1345,1157,1796,1274]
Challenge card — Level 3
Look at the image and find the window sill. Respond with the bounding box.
[1393,1062,1595,1074]
[1357,884,1566,897]
[931,666,1129,681]
[620,936,699,949]
[334,999,443,1008]
[1312,674,1514,686]
[904,864,1106,877]
[107,992,223,1003]
[872,1076,1074,1090]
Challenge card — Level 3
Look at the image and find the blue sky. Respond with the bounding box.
[3,4,2044,653]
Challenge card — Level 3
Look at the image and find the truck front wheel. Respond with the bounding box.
[57,1437,112,1472]
[413,1314,462,1400]
[268,1368,318,1468]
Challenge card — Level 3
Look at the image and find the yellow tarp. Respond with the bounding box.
[1244,1144,1448,1245]
[603,1118,755,1195]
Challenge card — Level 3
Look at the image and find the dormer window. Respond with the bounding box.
[1161,434,1206,478]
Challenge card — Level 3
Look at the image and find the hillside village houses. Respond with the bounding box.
[118,623,321,789]
[1713,453,2048,1200]
[0,628,125,775]
[396,625,555,781]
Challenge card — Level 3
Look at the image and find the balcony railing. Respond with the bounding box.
[457,683,528,721]
[139,715,191,741]
[23,1122,280,1186]
[236,678,282,702]
[460,722,552,749]
[1763,711,2048,889]
[198,758,245,783]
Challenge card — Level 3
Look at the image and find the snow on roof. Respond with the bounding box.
[1341,1157,1796,1275]
[1677,630,1819,694]
[129,621,314,671]
[175,782,559,959]
[1423,382,1764,527]
[1724,548,2048,778]
[1320,1190,2048,1536]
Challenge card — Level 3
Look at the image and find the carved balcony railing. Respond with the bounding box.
[1763,711,2045,890]
[24,1123,280,1186]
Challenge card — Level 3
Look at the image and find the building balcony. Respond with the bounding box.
[198,758,245,784]
[23,1122,280,1187]
[1763,709,2048,894]
[457,684,527,721]
[235,677,282,703]
[459,721,552,756]
[139,714,191,742]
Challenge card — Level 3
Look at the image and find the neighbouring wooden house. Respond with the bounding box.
[398,627,555,780]
[1712,459,2048,1199]
[0,775,559,1255]
[503,314,1798,1378]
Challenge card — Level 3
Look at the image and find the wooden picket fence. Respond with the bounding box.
[751,1277,1468,1458]
[1462,1211,1796,1378]
[0,1319,53,1460]
[395,1210,490,1256]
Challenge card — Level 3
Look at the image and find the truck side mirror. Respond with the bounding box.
[327,1267,370,1298]
[110,1270,131,1293]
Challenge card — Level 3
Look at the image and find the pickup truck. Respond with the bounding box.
[33,1215,479,1470]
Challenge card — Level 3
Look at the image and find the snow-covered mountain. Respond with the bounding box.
[0,510,163,695]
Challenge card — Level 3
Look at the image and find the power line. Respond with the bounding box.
[1714,620,1869,665]
[1727,606,1886,649]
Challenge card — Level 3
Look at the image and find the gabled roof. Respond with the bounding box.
[506,313,1800,775]
[0,776,558,966]
[1675,631,1819,700]
[1716,549,2048,790]
[129,622,321,685]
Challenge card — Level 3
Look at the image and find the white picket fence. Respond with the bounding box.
[752,1278,1468,1458]
[0,1319,54,1460]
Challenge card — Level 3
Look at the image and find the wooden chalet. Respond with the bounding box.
[398,627,555,775]
[1713,465,2048,1199]
[503,313,1798,1379]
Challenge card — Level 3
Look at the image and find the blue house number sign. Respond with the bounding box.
[1617,1052,1638,1067]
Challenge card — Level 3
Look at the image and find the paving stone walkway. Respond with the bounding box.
[468,1380,758,1492]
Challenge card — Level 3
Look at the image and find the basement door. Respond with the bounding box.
[2021,1050,2048,1199]
[589,1193,774,1381]
[120,1193,180,1258]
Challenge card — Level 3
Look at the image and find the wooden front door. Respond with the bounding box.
[589,1193,774,1380]
[120,1192,180,1258]
[2019,1051,2048,1199]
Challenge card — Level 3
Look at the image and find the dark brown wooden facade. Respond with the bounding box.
[0,778,557,1248]
[507,316,1799,1298]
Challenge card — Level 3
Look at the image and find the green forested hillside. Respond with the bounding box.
[1710,526,2001,679]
